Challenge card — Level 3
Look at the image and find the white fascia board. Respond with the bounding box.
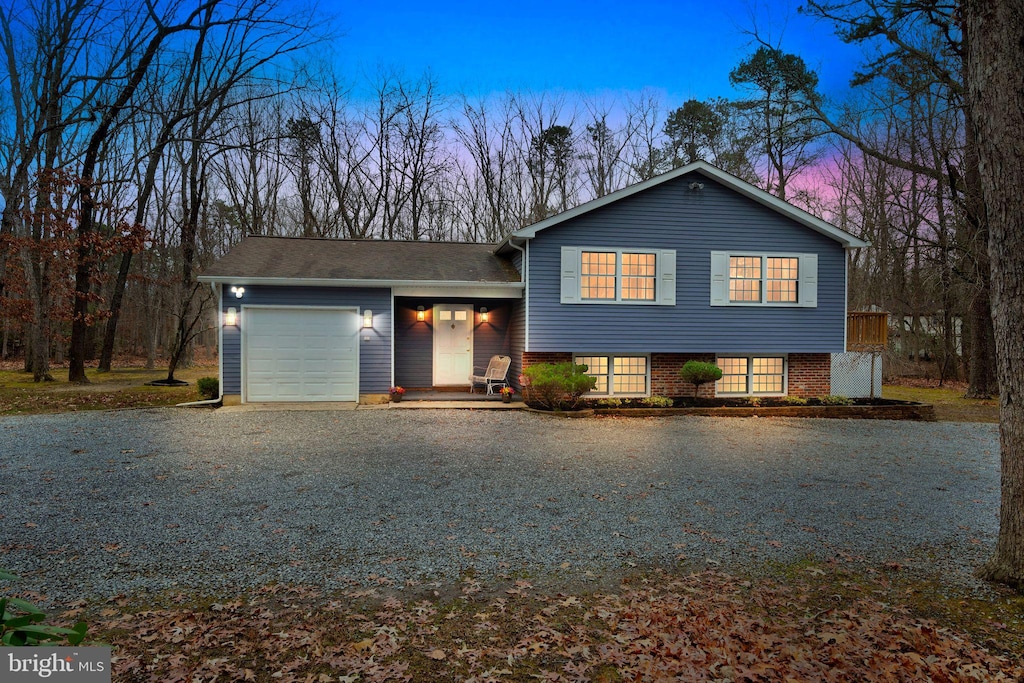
[197,275,524,296]
[498,161,870,250]
[392,284,523,298]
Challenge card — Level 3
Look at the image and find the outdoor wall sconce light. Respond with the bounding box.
[224,307,238,326]
[479,307,489,323]
[231,286,245,298]
[416,306,426,322]
[363,309,373,328]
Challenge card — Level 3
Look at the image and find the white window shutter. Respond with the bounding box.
[560,246,579,304]
[710,251,729,306]
[658,250,676,305]
[799,253,818,307]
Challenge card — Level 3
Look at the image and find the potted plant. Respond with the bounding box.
[499,386,515,403]
[389,386,406,403]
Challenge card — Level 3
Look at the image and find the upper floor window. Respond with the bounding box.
[580,251,657,301]
[728,255,799,303]
[711,252,817,308]
[562,247,676,305]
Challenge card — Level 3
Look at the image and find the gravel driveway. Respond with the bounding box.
[0,409,1000,604]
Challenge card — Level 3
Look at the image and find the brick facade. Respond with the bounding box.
[787,353,832,397]
[520,350,833,398]
[651,353,717,397]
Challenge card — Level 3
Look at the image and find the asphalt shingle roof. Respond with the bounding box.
[200,236,520,283]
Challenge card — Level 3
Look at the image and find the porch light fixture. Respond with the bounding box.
[362,309,373,328]
[416,306,426,322]
[231,286,245,298]
[479,307,489,323]
[224,307,238,326]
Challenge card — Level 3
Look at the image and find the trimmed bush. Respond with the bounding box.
[819,394,853,406]
[679,361,723,397]
[522,362,597,410]
[782,395,809,406]
[197,376,219,400]
[642,395,674,407]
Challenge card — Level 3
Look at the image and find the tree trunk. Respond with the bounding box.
[962,92,997,399]
[965,286,995,398]
[964,0,1024,590]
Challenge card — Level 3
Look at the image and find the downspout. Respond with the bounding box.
[507,237,527,349]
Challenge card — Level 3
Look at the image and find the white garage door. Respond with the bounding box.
[244,307,359,402]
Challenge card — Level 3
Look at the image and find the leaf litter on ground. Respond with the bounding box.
[72,567,1024,682]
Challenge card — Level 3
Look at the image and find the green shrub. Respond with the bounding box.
[641,395,673,407]
[522,362,597,410]
[595,397,622,408]
[819,394,853,406]
[679,361,723,397]
[197,376,219,399]
[1,569,88,646]
[782,395,808,406]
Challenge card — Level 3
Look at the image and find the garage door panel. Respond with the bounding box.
[244,308,359,402]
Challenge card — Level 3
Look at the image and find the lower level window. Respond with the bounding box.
[716,356,786,395]
[575,355,649,396]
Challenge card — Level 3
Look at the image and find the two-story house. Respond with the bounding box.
[199,161,868,404]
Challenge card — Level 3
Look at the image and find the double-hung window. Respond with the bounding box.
[716,356,786,395]
[710,252,817,307]
[561,247,676,305]
[579,250,656,301]
[574,355,649,396]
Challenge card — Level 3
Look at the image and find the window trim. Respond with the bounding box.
[710,251,817,308]
[714,354,788,396]
[561,247,676,306]
[573,353,651,397]
[580,248,657,302]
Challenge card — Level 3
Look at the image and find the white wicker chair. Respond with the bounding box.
[469,355,511,394]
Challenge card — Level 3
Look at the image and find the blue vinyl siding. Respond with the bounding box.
[526,172,847,353]
[508,300,525,388]
[393,300,433,388]
[221,285,391,395]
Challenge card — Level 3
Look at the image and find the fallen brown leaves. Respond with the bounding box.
[90,571,1023,682]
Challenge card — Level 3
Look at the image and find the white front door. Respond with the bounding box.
[433,303,473,385]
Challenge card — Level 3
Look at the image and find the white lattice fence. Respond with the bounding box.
[830,352,882,397]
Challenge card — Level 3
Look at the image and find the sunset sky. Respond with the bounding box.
[327,0,865,103]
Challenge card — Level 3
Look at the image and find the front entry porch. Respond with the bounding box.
[393,296,522,394]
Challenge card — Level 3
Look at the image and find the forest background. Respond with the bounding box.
[0,0,985,394]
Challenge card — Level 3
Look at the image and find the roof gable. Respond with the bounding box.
[499,161,868,249]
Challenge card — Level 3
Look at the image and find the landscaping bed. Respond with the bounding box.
[525,397,936,420]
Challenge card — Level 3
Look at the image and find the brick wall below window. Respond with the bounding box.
[651,353,718,397]
[520,351,831,398]
[787,353,832,397]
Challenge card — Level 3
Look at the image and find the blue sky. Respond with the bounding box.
[325,0,864,103]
